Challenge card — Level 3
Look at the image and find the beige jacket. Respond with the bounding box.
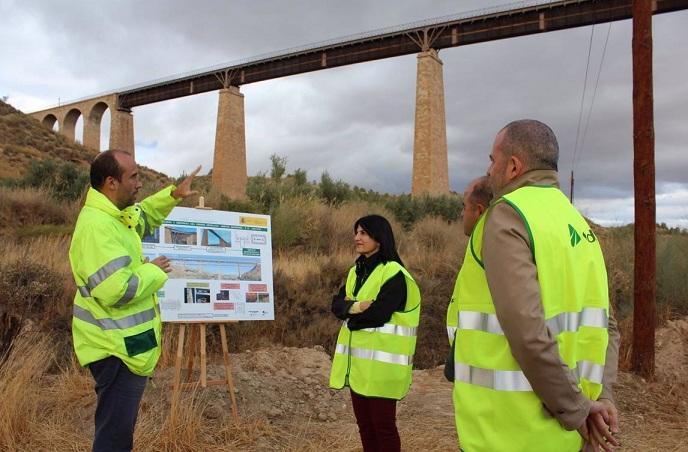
[482,169,619,431]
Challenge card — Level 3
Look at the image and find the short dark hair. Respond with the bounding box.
[500,119,559,171]
[90,150,128,190]
[354,215,404,266]
[468,176,493,207]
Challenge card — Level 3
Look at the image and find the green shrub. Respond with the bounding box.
[318,172,351,206]
[3,158,88,201]
[385,194,463,229]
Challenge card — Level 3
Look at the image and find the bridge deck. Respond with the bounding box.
[52,0,688,110]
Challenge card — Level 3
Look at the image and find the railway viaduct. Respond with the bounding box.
[30,0,688,198]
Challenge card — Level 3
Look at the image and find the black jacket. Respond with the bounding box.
[330,252,407,330]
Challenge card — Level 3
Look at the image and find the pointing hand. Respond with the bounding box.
[172,165,202,200]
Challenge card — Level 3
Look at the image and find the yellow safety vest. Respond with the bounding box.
[69,186,179,376]
[452,186,609,452]
[329,261,421,400]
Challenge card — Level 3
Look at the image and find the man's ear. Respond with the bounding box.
[508,155,525,179]
[104,176,118,191]
[477,204,486,216]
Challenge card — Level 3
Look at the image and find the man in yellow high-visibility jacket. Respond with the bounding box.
[446,176,493,349]
[452,120,620,452]
[69,149,200,452]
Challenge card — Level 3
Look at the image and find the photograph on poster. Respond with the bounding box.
[142,227,160,244]
[184,287,211,303]
[245,292,269,303]
[166,254,261,281]
[164,225,197,245]
[201,228,231,247]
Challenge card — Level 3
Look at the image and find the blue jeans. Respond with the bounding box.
[89,356,148,452]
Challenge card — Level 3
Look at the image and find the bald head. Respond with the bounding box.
[499,119,559,171]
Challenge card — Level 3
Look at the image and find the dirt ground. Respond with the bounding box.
[34,319,686,451]
[138,318,688,451]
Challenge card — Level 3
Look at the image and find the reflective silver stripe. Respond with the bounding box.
[459,311,504,334]
[78,286,91,297]
[447,326,457,341]
[359,323,417,337]
[575,360,605,384]
[546,308,608,336]
[114,275,139,307]
[73,305,155,330]
[85,256,132,290]
[454,363,533,392]
[455,359,605,391]
[457,308,608,336]
[335,344,412,366]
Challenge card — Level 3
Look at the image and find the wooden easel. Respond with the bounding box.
[170,321,239,421]
[169,196,239,421]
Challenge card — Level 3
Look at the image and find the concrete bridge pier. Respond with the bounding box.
[110,108,135,157]
[412,49,449,196]
[212,86,247,199]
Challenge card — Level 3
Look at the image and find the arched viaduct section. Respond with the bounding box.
[30,94,135,156]
[29,0,688,199]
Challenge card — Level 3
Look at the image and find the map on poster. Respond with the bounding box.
[141,206,273,322]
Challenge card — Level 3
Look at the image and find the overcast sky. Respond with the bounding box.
[2,0,687,227]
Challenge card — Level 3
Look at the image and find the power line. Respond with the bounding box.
[577,22,613,168]
[570,25,596,202]
[572,25,595,171]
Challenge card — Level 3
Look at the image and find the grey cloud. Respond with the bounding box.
[4,1,688,226]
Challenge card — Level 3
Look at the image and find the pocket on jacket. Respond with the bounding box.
[124,328,157,356]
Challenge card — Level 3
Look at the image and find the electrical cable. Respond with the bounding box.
[577,22,612,168]
[572,25,596,170]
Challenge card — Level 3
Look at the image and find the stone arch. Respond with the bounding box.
[84,101,111,150]
[41,114,58,131]
[62,108,83,143]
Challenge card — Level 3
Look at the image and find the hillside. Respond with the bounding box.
[0,100,170,186]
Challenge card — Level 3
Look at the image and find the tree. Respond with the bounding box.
[270,154,287,180]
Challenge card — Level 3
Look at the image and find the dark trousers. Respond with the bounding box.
[89,356,148,452]
[350,390,400,452]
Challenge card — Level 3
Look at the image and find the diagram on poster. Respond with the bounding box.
[142,206,273,322]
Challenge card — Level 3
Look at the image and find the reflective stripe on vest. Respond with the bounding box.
[73,304,155,330]
[447,326,457,341]
[455,360,605,392]
[358,323,417,337]
[114,275,140,307]
[458,307,607,336]
[335,343,413,366]
[77,255,132,297]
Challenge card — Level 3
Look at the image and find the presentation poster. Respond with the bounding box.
[142,207,274,322]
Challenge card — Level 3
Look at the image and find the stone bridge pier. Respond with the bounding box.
[412,49,449,196]
[30,93,135,157]
[212,86,247,200]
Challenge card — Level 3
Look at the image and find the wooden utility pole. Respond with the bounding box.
[631,0,655,379]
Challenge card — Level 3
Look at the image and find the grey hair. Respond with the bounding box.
[499,119,559,171]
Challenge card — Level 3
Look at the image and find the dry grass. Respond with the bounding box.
[1,180,687,450]
[0,186,80,236]
[0,333,56,450]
